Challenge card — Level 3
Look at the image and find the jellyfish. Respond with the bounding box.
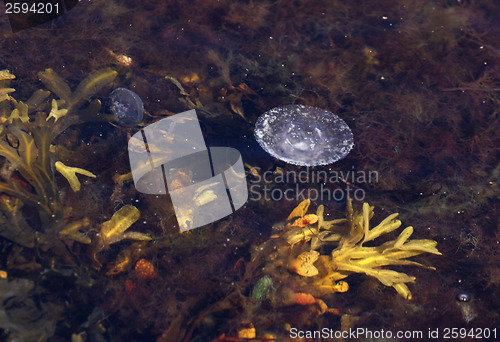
[254,105,354,166]
[110,87,144,126]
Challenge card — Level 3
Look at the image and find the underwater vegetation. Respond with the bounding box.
[0,69,156,341]
[0,68,118,250]
[91,204,152,268]
[155,199,441,341]
[282,199,441,300]
[0,0,498,340]
[0,277,62,341]
[0,67,157,254]
[0,69,98,249]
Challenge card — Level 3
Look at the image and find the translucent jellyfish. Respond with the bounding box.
[254,105,354,166]
[110,87,144,126]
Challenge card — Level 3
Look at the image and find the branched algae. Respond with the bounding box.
[0,68,116,250]
[176,198,442,339]
[322,200,441,299]
[268,199,441,300]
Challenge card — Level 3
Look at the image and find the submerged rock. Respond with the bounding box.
[110,87,144,126]
[254,105,353,166]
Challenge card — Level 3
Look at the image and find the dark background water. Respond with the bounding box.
[0,1,498,341]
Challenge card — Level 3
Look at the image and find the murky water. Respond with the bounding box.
[0,1,498,341]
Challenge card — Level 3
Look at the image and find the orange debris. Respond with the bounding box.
[125,279,137,294]
[135,258,156,281]
[293,292,317,305]
[290,214,319,228]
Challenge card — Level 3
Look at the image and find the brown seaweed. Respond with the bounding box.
[0,69,115,250]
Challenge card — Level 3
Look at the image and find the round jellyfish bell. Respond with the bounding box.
[110,87,144,127]
[254,105,354,166]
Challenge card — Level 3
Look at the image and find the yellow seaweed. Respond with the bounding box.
[281,203,345,248]
[10,126,37,170]
[0,70,15,80]
[72,68,117,109]
[284,199,441,299]
[0,196,37,248]
[26,89,50,112]
[122,231,154,241]
[0,88,15,103]
[281,226,315,246]
[59,218,91,244]
[0,69,115,250]
[47,99,68,122]
[100,205,151,245]
[9,99,29,123]
[289,250,320,277]
[55,161,96,192]
[287,198,310,220]
[0,126,54,210]
[165,75,189,96]
[38,67,117,112]
[38,68,72,104]
[0,115,62,242]
[0,70,15,103]
[325,200,440,299]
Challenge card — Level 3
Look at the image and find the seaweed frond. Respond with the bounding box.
[99,205,151,245]
[91,205,152,268]
[38,68,117,136]
[0,196,36,248]
[280,199,345,248]
[0,87,15,103]
[59,218,91,244]
[320,200,442,299]
[0,117,61,230]
[47,99,68,122]
[0,70,15,81]
[55,161,96,192]
[284,199,441,299]
[38,68,117,112]
[0,69,114,250]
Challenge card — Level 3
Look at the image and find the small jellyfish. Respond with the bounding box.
[110,87,144,126]
[254,105,354,166]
